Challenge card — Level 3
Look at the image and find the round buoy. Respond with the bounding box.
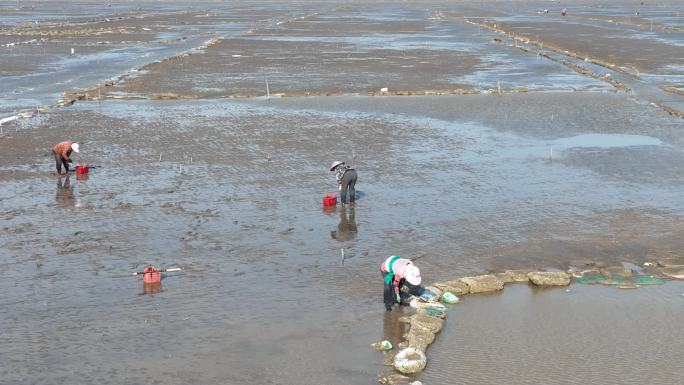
[143,265,162,284]
[394,348,427,374]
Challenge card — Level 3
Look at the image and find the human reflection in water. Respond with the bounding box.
[383,306,407,346]
[330,204,357,241]
[142,282,162,295]
[55,175,75,207]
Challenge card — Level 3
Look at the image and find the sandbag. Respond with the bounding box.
[494,269,531,283]
[411,310,445,333]
[528,271,570,286]
[409,300,447,318]
[460,275,504,293]
[433,279,469,295]
[393,348,427,374]
[404,324,435,352]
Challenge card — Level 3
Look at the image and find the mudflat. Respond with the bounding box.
[2,1,684,384]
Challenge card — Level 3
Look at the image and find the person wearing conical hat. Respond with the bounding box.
[52,141,79,175]
[380,256,425,311]
[329,160,357,204]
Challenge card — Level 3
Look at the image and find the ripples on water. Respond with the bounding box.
[422,282,684,385]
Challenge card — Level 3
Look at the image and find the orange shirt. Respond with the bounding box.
[52,141,74,161]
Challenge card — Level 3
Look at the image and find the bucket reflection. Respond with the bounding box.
[76,173,89,182]
[142,282,162,295]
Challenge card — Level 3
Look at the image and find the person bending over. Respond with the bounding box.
[381,255,425,311]
[52,141,79,175]
[330,160,357,204]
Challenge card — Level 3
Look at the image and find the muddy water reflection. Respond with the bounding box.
[383,307,408,348]
[331,204,358,242]
[142,282,163,295]
[55,175,75,207]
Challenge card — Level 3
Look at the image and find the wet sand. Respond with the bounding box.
[4,93,684,384]
[2,1,684,384]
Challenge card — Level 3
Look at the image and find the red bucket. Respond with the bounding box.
[323,194,337,207]
[75,165,89,174]
[142,266,162,284]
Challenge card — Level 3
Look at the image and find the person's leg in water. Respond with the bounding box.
[340,175,350,204]
[348,170,357,202]
[382,271,396,310]
[340,170,357,203]
[399,280,425,305]
[53,150,64,174]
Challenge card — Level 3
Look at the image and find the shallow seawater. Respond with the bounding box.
[0,36,205,117]
[552,133,662,149]
[422,282,684,385]
[3,92,684,385]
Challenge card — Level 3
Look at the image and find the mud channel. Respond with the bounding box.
[2,1,684,385]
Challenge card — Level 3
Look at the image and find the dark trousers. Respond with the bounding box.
[53,151,69,174]
[340,169,357,204]
[382,271,424,310]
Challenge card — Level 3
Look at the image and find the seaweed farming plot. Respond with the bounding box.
[0,1,324,118]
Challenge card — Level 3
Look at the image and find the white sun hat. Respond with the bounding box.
[403,263,422,286]
[71,143,80,153]
[330,160,344,171]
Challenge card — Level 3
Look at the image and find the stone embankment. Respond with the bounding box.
[377,260,684,384]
